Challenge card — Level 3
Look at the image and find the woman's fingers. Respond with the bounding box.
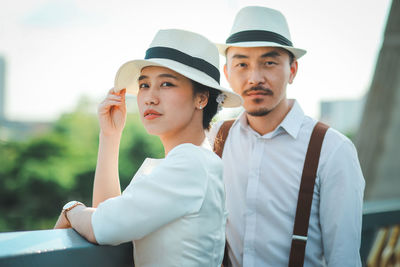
[98,89,126,112]
[97,88,127,135]
[107,95,123,101]
[103,88,126,106]
[108,88,126,97]
[102,100,123,109]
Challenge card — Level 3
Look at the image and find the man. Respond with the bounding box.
[208,6,365,267]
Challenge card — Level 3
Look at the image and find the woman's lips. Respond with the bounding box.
[144,109,162,120]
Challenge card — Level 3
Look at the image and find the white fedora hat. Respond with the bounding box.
[114,29,242,108]
[216,6,306,59]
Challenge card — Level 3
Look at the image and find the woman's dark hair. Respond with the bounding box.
[191,80,220,130]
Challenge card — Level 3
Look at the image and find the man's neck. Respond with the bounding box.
[246,99,294,136]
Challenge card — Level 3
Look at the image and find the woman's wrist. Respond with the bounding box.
[65,204,86,226]
[99,130,122,142]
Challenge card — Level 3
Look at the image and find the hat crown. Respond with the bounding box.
[230,6,292,42]
[149,29,220,70]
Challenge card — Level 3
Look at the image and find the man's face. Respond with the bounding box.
[224,46,297,117]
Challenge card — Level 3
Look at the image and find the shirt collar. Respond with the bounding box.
[236,100,305,139]
[279,100,304,139]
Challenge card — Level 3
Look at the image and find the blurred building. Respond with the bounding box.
[0,56,51,141]
[319,97,365,136]
[356,0,400,201]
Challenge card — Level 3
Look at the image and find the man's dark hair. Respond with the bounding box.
[191,80,219,130]
[287,50,295,65]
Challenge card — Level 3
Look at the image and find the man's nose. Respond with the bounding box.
[248,67,266,85]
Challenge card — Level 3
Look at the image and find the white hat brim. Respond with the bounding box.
[216,41,307,59]
[114,58,243,108]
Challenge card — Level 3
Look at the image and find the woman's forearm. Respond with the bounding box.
[92,132,122,207]
[67,205,97,243]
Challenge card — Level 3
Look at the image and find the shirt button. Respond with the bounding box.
[244,246,254,253]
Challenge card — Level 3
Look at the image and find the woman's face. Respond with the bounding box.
[137,66,200,137]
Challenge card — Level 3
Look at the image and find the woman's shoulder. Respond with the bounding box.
[166,143,222,169]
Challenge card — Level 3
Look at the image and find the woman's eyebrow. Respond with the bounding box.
[158,73,179,80]
[138,75,148,81]
[138,73,179,81]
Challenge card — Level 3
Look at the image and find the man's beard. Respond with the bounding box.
[247,108,271,117]
[243,86,273,117]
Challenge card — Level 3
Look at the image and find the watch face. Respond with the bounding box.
[63,201,79,210]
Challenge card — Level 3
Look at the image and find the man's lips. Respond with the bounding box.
[243,87,273,97]
[144,109,162,120]
[246,91,269,96]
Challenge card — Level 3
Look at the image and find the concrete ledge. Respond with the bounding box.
[0,229,133,267]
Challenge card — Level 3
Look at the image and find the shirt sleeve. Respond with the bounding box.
[91,144,209,245]
[319,137,365,267]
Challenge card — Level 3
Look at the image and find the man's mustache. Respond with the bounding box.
[242,86,273,96]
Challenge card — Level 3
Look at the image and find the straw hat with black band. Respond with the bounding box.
[114,29,242,108]
[216,6,306,59]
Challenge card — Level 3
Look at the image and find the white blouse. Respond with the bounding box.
[91,143,227,267]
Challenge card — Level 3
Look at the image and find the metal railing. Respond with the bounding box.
[361,199,400,266]
[0,199,399,267]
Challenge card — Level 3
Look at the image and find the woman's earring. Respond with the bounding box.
[199,105,203,109]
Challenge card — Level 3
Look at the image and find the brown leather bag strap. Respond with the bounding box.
[213,120,235,158]
[288,122,329,267]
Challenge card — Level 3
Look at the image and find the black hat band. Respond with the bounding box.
[226,30,293,47]
[145,46,220,83]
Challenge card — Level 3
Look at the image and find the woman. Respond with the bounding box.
[54,29,242,266]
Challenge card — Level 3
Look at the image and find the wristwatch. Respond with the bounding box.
[62,201,84,223]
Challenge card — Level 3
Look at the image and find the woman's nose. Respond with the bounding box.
[144,88,160,105]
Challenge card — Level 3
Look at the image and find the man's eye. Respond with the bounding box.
[265,61,276,66]
[161,82,174,87]
[236,63,247,68]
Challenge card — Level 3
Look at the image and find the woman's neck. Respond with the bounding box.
[160,123,206,156]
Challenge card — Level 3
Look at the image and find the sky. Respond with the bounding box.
[0,0,392,121]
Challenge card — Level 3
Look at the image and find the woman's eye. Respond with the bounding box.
[139,83,149,89]
[161,82,174,87]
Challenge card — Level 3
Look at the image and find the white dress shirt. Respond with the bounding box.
[208,100,365,267]
[91,143,227,267]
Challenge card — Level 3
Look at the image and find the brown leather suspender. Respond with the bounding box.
[214,120,235,158]
[213,120,329,267]
[288,122,329,267]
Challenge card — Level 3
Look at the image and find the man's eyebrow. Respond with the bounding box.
[260,51,281,58]
[231,54,249,59]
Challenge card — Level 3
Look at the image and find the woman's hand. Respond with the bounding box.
[54,212,71,229]
[98,88,127,137]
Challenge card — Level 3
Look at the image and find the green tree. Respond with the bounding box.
[0,109,163,231]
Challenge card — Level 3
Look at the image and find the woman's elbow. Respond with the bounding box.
[85,231,98,244]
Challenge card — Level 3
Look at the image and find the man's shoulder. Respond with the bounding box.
[300,117,359,170]
[207,119,238,148]
[302,114,352,145]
